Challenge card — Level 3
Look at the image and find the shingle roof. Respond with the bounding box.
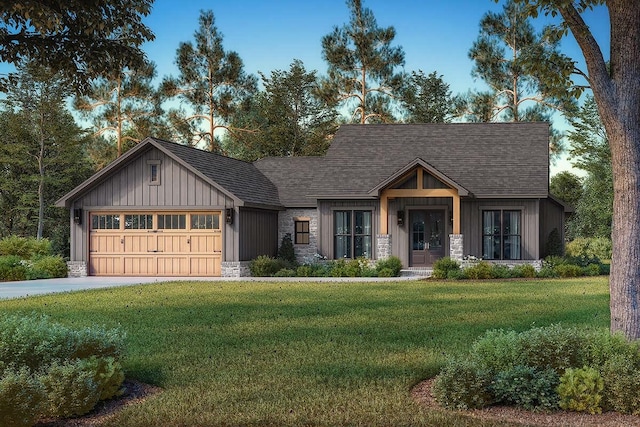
[151,138,282,208]
[301,123,550,199]
[253,156,325,207]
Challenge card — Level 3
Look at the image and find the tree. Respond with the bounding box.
[74,61,164,158]
[510,0,640,339]
[0,62,91,244]
[550,171,582,208]
[320,0,405,124]
[0,0,154,93]
[225,60,338,161]
[400,70,454,123]
[160,10,257,153]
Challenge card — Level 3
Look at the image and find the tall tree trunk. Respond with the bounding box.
[37,112,45,240]
[562,1,640,339]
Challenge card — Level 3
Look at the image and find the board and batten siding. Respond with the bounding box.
[317,200,379,259]
[461,199,540,260]
[239,208,279,261]
[539,198,566,257]
[69,147,236,263]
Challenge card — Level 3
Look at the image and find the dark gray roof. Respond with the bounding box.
[151,138,282,208]
[301,123,550,199]
[253,156,326,207]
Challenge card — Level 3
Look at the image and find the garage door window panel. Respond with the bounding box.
[91,214,121,230]
[124,214,153,230]
[191,214,220,230]
[158,214,186,230]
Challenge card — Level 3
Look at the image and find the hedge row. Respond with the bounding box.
[0,313,126,426]
[249,255,403,278]
[0,236,67,281]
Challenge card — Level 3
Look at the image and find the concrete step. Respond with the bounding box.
[400,268,432,278]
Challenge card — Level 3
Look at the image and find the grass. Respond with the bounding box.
[0,277,610,426]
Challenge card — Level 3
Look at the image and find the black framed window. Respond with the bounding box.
[295,220,310,244]
[157,214,186,230]
[91,214,120,230]
[334,210,372,258]
[482,210,521,260]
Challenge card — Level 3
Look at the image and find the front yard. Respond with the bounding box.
[0,277,610,426]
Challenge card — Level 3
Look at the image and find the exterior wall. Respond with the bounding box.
[461,198,540,260]
[317,199,379,259]
[278,208,319,264]
[239,208,279,261]
[539,198,566,257]
[68,146,236,264]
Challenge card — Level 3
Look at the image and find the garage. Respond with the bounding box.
[89,211,222,276]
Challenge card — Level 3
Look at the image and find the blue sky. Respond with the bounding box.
[142,0,610,175]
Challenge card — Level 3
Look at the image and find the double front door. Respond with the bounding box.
[410,209,445,267]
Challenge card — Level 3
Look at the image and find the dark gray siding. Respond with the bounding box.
[69,147,235,263]
[239,208,279,261]
[539,198,565,257]
[318,200,379,259]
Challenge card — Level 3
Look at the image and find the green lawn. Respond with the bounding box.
[1,277,610,426]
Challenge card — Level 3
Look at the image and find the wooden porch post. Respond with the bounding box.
[452,194,461,234]
[380,191,388,234]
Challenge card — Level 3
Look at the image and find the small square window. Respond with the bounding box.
[295,220,310,244]
[148,160,161,185]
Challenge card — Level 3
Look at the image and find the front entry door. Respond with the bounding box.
[410,210,445,267]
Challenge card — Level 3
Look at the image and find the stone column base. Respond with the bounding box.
[376,234,392,260]
[449,234,463,261]
[221,261,252,277]
[66,261,87,278]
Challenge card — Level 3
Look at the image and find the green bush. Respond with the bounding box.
[511,264,536,278]
[601,353,640,414]
[464,261,493,279]
[0,367,47,427]
[277,233,297,268]
[490,264,512,279]
[545,227,564,257]
[40,358,101,418]
[30,255,68,279]
[376,267,393,277]
[491,365,559,411]
[554,263,584,278]
[89,356,126,401]
[536,266,558,278]
[557,366,603,414]
[446,268,467,280]
[470,329,522,374]
[296,265,314,277]
[0,236,51,258]
[432,359,493,410]
[517,325,591,372]
[274,268,296,277]
[0,255,27,281]
[249,255,283,277]
[375,256,402,277]
[432,257,460,280]
[583,263,602,277]
[566,237,612,261]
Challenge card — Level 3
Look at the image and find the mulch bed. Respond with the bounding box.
[411,378,640,427]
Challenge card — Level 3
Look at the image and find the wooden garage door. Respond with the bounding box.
[89,212,222,276]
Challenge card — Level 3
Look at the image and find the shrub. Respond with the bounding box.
[470,329,522,374]
[566,237,612,261]
[296,265,313,277]
[249,255,282,277]
[361,266,379,277]
[0,367,47,427]
[583,263,602,277]
[554,264,584,278]
[536,266,558,278]
[557,366,603,414]
[490,264,512,279]
[491,365,559,411]
[277,233,297,268]
[274,268,296,277]
[0,236,52,258]
[432,359,493,410]
[517,325,591,372]
[30,255,68,279]
[0,255,27,281]
[376,267,393,277]
[88,356,126,401]
[40,358,101,418]
[432,257,460,280]
[511,264,536,278]
[344,258,365,277]
[464,261,493,279]
[446,268,467,280]
[375,256,402,277]
[545,228,564,257]
[601,353,640,414]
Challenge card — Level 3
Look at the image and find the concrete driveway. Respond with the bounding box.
[0,274,423,300]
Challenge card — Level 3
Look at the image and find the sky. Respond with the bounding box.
[141,0,610,176]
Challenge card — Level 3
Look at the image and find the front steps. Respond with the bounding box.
[400,267,432,278]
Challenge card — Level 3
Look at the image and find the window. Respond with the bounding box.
[91,214,120,230]
[191,214,220,230]
[334,210,372,258]
[148,160,161,185]
[295,220,310,244]
[483,210,521,260]
[124,214,153,230]
[157,214,186,230]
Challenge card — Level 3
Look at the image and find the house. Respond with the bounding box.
[56,123,566,277]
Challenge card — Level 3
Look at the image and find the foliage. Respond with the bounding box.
[554,263,584,278]
[550,171,583,208]
[160,10,257,152]
[0,235,51,258]
[431,256,460,279]
[510,263,536,278]
[277,233,297,267]
[30,255,68,279]
[319,0,405,123]
[600,353,640,415]
[0,367,47,427]
[274,268,297,277]
[491,365,559,411]
[432,359,493,410]
[545,228,564,257]
[89,356,126,401]
[464,261,493,280]
[557,366,603,414]
[566,237,612,261]
[225,60,337,161]
[249,255,283,277]
[0,255,27,281]
[40,358,102,418]
[0,0,154,93]
[375,256,402,277]
[400,70,454,123]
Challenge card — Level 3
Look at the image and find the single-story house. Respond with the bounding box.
[56,123,567,277]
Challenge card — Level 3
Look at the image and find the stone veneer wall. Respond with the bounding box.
[221,261,251,277]
[66,261,87,278]
[449,234,464,262]
[376,234,392,260]
[278,208,319,264]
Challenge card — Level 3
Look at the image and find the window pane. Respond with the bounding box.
[335,235,351,258]
[355,211,371,235]
[355,235,372,258]
[504,235,521,260]
[504,211,520,235]
[483,211,501,236]
[335,211,350,235]
[158,214,186,229]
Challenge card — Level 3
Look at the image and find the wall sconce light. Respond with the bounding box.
[73,208,82,225]
[225,208,234,225]
[397,210,405,226]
